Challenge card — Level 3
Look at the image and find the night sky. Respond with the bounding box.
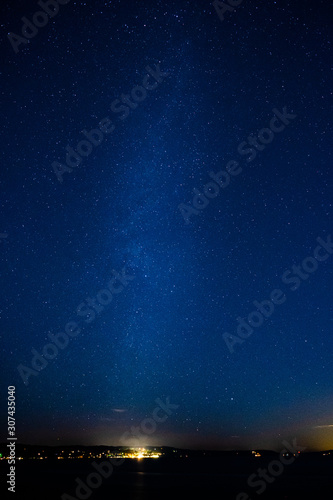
[1,0,332,452]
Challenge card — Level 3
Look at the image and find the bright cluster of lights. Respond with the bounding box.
[126,448,161,459]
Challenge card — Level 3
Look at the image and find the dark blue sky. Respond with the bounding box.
[1,0,332,451]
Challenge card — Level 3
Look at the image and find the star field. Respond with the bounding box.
[0,0,332,452]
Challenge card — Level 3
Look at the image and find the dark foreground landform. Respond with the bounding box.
[1,445,332,499]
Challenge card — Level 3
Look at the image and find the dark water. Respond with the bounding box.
[3,456,332,499]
